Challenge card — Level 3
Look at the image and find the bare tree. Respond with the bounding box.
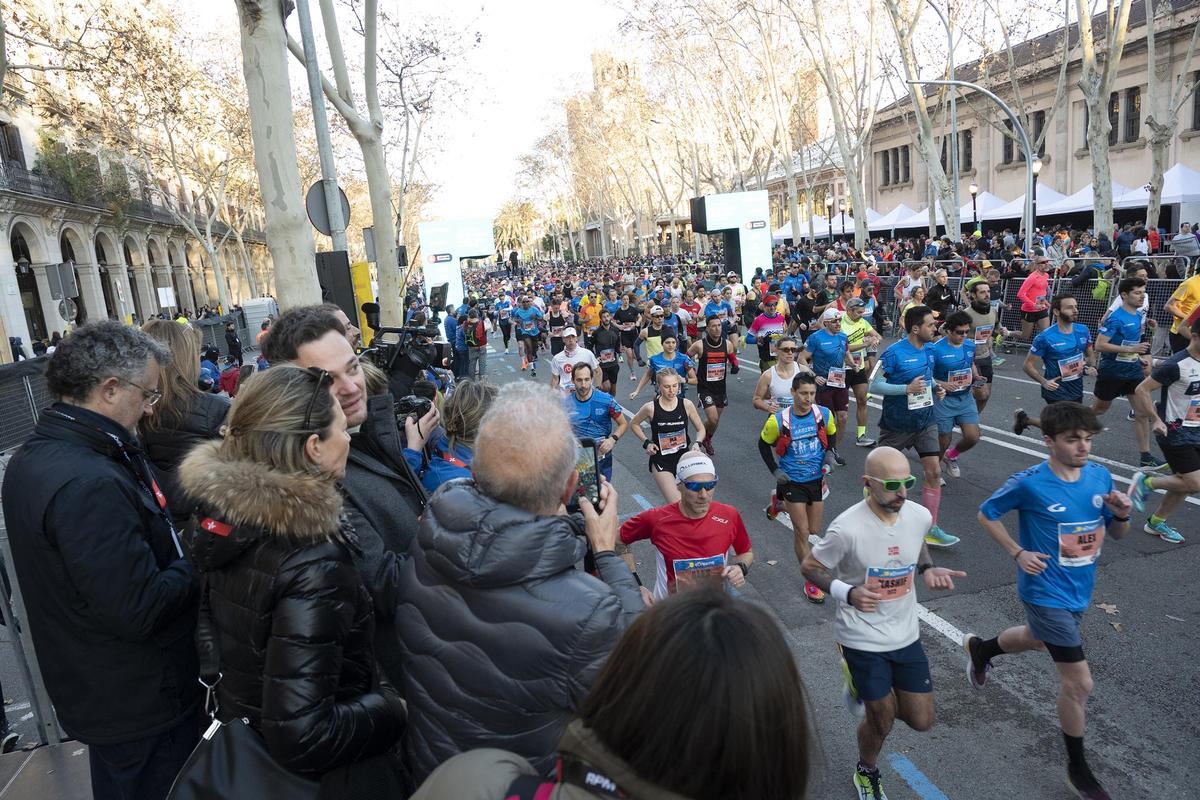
[1144,0,1200,230]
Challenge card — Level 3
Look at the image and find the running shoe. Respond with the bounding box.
[925,525,960,547]
[629,372,637,382]
[853,765,888,800]
[841,658,865,719]
[1144,518,1185,543]
[943,455,961,478]
[700,437,715,456]
[962,633,990,689]
[856,433,876,447]
[1139,453,1169,471]
[1127,471,1152,513]
[939,475,946,487]
[830,447,847,466]
[530,368,536,378]
[521,357,528,371]
[503,346,509,354]
[992,355,1006,366]
[0,732,17,755]
[765,492,783,520]
[1066,768,1112,800]
[1126,408,1136,422]
[1012,408,1030,436]
[804,580,826,604]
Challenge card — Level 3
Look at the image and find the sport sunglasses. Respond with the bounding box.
[681,479,719,492]
[864,475,918,491]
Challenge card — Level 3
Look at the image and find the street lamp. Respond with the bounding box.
[968,182,979,230]
[825,195,833,242]
[925,0,960,238]
[1031,157,1043,243]
[839,200,847,240]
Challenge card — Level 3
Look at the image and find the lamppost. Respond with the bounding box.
[968,182,979,231]
[1031,157,1043,245]
[925,0,960,239]
[825,195,834,242]
[839,200,847,240]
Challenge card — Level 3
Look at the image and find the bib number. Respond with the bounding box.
[1184,397,1200,426]
[865,565,915,601]
[550,326,564,338]
[1116,339,1141,363]
[706,360,727,382]
[907,386,933,410]
[498,308,510,320]
[672,554,726,591]
[947,368,972,392]
[657,431,686,455]
[974,324,993,356]
[826,367,846,388]
[599,349,616,364]
[850,350,866,370]
[1058,353,1084,382]
[1058,521,1104,567]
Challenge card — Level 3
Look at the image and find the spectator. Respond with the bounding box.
[2,321,199,800]
[224,321,243,366]
[410,587,812,800]
[140,319,230,525]
[393,382,644,787]
[180,366,404,789]
[1169,222,1200,259]
[464,306,488,379]
[199,346,221,391]
[261,306,436,691]
[255,318,272,346]
[407,378,497,493]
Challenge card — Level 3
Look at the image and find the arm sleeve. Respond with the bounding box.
[47,478,196,642]
[979,473,1027,521]
[870,372,910,396]
[261,555,403,772]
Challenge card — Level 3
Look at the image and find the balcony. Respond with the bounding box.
[0,162,75,203]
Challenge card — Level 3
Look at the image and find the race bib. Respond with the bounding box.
[974,324,993,343]
[1116,339,1141,363]
[706,360,727,382]
[776,395,794,408]
[907,386,933,410]
[827,367,846,388]
[947,368,972,392]
[521,321,536,333]
[657,431,687,455]
[672,554,727,590]
[498,308,510,320]
[865,564,915,601]
[550,325,564,338]
[850,350,866,370]
[1058,353,1084,382]
[599,348,616,364]
[1184,397,1200,426]
[769,337,779,357]
[1058,521,1104,567]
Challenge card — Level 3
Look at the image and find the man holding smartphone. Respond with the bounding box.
[566,362,627,482]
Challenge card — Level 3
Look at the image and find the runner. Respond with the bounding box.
[687,315,740,456]
[629,368,708,504]
[748,294,789,370]
[546,292,569,356]
[806,307,852,466]
[870,305,960,547]
[962,279,1006,415]
[493,292,514,354]
[704,289,736,346]
[966,402,1133,800]
[565,362,628,483]
[578,289,603,345]
[841,297,880,447]
[1163,269,1200,353]
[801,446,965,800]
[1013,294,1095,435]
[1090,277,1165,470]
[550,328,599,398]
[759,371,837,604]
[614,293,644,381]
[1127,308,1200,544]
[638,305,675,361]
[930,310,982,479]
[752,335,810,414]
[618,451,753,600]
[631,331,697,400]
[1016,251,1052,344]
[591,309,623,394]
[511,294,544,376]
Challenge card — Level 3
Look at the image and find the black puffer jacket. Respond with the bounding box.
[179,441,403,775]
[142,391,230,523]
[393,480,643,787]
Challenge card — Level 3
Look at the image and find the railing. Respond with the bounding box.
[1121,254,1197,280]
[0,163,75,203]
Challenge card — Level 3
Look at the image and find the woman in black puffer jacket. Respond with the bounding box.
[179,366,404,793]
[140,319,229,524]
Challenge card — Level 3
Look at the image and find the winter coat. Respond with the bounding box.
[224,329,243,358]
[141,390,230,524]
[179,441,403,775]
[409,720,690,800]
[393,480,644,787]
[1,403,199,744]
[1170,232,1200,258]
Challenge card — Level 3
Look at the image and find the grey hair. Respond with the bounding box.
[473,382,577,514]
[46,320,171,402]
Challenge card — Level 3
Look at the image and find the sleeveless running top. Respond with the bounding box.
[644,323,667,358]
[548,311,566,340]
[699,335,729,388]
[650,397,689,455]
[768,364,797,407]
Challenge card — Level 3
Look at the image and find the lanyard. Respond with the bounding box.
[47,409,184,558]
[555,754,631,800]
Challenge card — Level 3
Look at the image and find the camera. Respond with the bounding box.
[358,282,451,397]
[394,394,433,420]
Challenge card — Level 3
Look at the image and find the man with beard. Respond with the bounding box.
[1013,295,1096,436]
[591,309,624,394]
[963,280,1007,416]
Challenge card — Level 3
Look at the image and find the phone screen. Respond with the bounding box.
[574,440,600,508]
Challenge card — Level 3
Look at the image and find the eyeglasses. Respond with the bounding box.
[681,479,718,492]
[778,346,798,354]
[120,378,162,406]
[302,368,334,430]
[865,475,918,491]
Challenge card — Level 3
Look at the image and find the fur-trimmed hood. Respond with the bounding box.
[179,441,344,571]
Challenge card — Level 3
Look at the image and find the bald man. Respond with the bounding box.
[802,446,965,800]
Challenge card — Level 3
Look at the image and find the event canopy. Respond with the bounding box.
[773,215,860,241]
[867,203,917,231]
[1113,163,1200,208]
[1036,181,1131,216]
[980,184,1066,221]
[891,192,1007,229]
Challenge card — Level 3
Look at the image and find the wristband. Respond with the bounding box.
[632,572,643,587]
[830,579,853,604]
[1111,515,1130,523]
[735,562,749,577]
[642,438,652,450]
[1013,549,1025,561]
[917,563,933,575]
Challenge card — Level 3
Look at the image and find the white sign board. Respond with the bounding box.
[418,219,496,309]
[690,190,771,284]
[156,286,176,310]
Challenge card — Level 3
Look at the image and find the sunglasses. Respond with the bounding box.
[302,367,334,430]
[778,346,798,353]
[681,479,718,492]
[865,475,918,491]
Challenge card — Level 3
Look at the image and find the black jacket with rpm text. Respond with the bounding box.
[1,403,199,745]
[179,442,403,775]
[141,390,230,523]
[393,480,644,787]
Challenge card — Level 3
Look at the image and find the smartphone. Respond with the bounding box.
[569,438,600,511]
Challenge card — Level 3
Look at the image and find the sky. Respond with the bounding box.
[185,0,625,223]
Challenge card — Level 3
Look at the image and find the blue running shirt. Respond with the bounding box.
[1030,323,1091,402]
[929,337,977,396]
[1097,306,1147,381]
[879,338,935,431]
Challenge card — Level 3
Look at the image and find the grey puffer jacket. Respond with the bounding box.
[393,480,643,788]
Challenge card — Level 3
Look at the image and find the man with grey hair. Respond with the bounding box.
[392,381,643,789]
[2,321,200,800]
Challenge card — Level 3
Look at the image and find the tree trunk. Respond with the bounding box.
[357,132,403,324]
[233,229,260,297]
[1083,92,1116,236]
[785,164,802,244]
[235,0,321,310]
[202,242,232,311]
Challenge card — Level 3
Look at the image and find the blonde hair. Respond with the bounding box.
[219,366,337,476]
[655,367,682,387]
[141,318,202,432]
[360,360,389,397]
[442,379,498,451]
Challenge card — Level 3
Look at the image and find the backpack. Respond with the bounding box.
[465,318,487,348]
[773,406,828,457]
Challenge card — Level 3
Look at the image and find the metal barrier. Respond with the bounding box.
[194,311,250,359]
[1121,254,1196,280]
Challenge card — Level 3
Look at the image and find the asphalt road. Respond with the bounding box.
[0,338,1194,799]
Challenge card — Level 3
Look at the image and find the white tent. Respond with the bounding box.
[772,221,794,244]
[980,184,1066,221]
[868,203,917,231]
[864,208,883,224]
[1036,181,1130,216]
[1113,163,1200,208]
[891,192,1008,229]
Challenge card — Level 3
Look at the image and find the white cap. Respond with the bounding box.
[562,327,578,338]
[821,307,843,321]
[650,305,665,315]
[675,451,717,482]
